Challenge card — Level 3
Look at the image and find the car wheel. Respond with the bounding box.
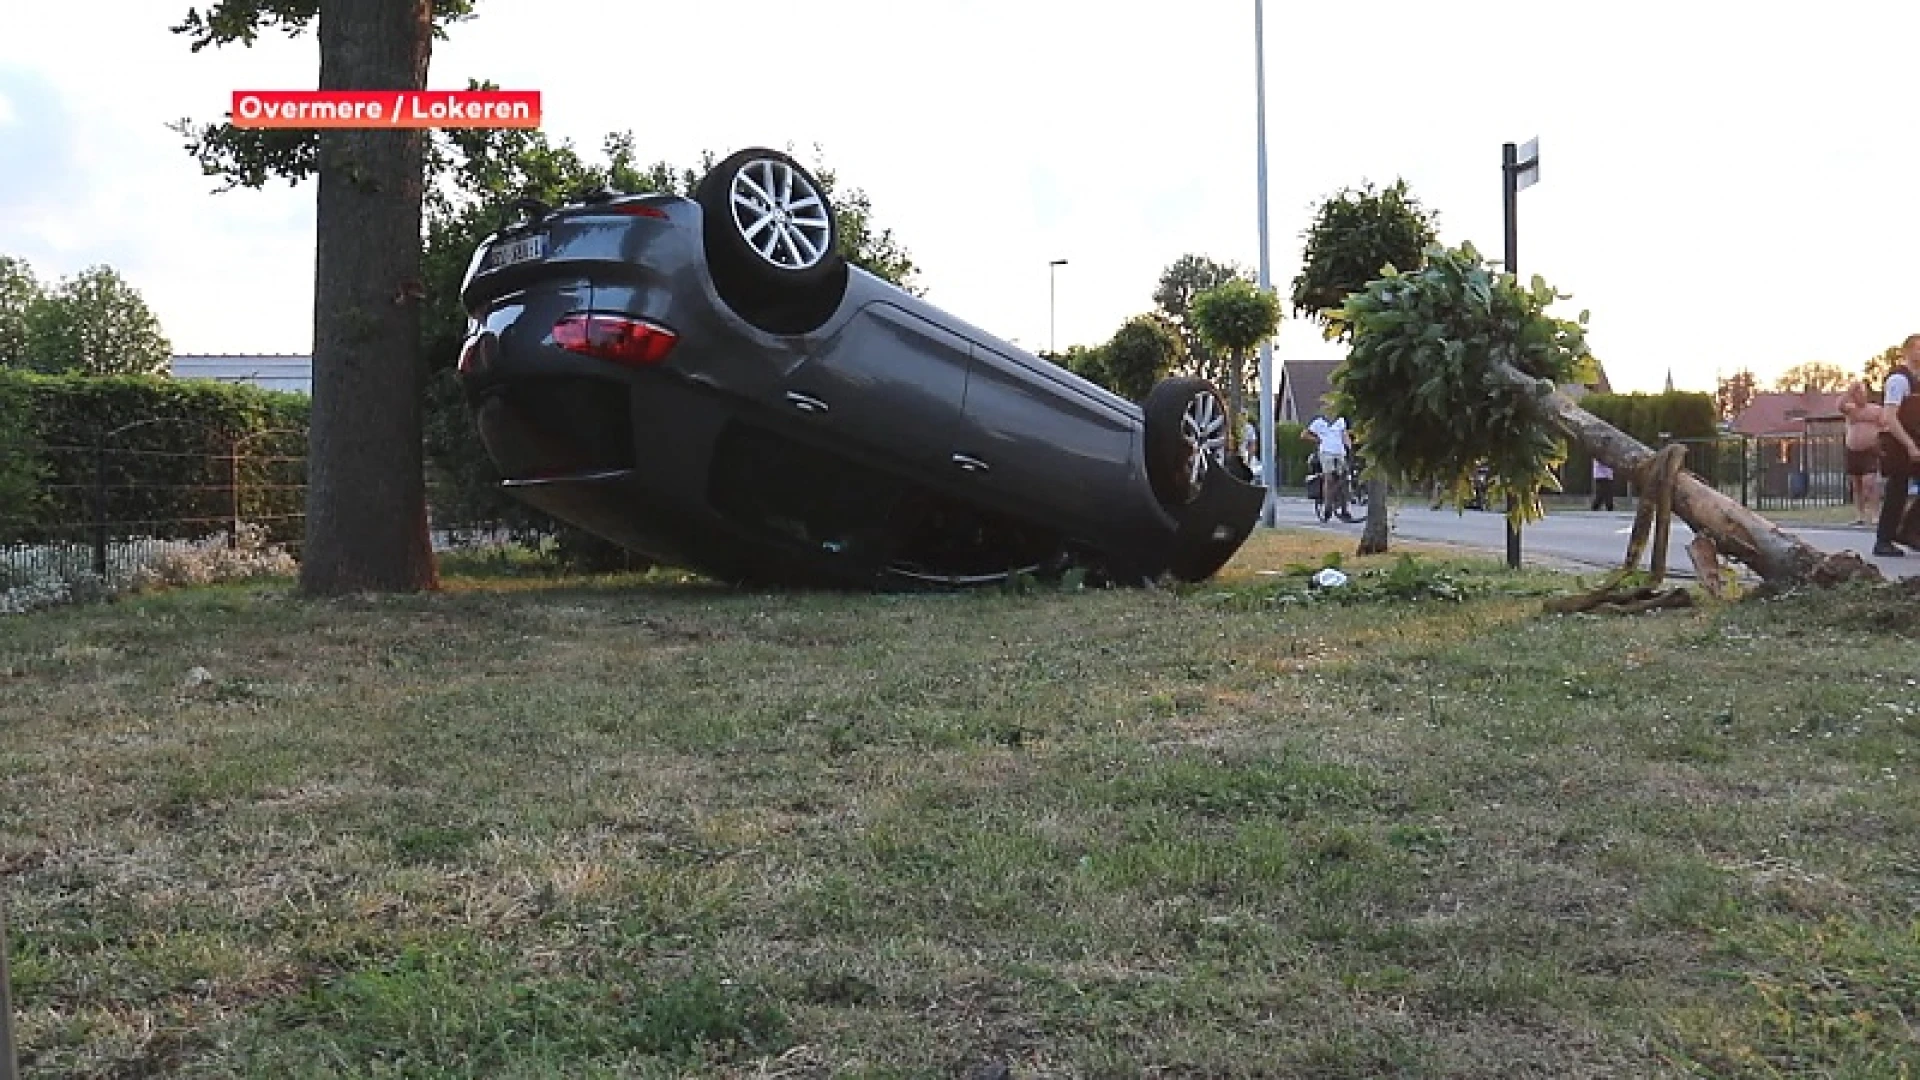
[1143,377,1229,508]
[694,148,848,334]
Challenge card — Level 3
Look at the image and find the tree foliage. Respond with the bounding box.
[1329,242,1594,522]
[1715,368,1757,424]
[0,262,174,376]
[1773,361,1850,394]
[1863,346,1901,392]
[168,0,476,190]
[1099,314,1185,402]
[1152,254,1250,395]
[1190,279,1280,448]
[0,256,46,368]
[1290,178,1439,334]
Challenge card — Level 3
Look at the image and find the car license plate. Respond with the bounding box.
[485,233,546,270]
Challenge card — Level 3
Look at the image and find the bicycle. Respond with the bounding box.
[1307,454,1355,522]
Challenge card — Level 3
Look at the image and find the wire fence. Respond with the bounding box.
[0,428,546,591]
[1,422,309,589]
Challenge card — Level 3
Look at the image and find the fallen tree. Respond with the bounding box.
[1496,365,1882,589]
[1329,243,1882,592]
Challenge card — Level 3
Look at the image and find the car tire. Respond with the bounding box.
[694,148,848,335]
[1143,377,1229,509]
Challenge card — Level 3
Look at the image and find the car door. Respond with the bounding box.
[949,342,1141,537]
[774,301,972,480]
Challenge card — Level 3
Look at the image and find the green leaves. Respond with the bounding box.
[1190,279,1280,356]
[1290,178,1440,331]
[0,260,172,377]
[1330,243,1594,524]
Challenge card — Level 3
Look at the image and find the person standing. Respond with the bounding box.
[1874,335,1920,557]
[1840,378,1883,527]
[1590,456,1616,511]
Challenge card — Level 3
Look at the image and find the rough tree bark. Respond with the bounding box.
[1496,365,1882,588]
[299,0,439,595]
[1358,476,1389,554]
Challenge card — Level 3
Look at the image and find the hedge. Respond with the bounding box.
[1558,390,1718,494]
[0,370,310,546]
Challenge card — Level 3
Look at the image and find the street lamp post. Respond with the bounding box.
[1049,258,1068,357]
[1253,0,1277,526]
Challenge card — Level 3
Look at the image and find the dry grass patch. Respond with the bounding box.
[2,537,1917,1077]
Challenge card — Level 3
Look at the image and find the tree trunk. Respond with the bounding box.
[300,0,440,596]
[1358,477,1390,554]
[1496,365,1881,587]
[1225,348,1246,454]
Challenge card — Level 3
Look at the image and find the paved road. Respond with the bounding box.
[1264,497,1918,580]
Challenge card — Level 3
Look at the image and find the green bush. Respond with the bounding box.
[0,370,309,546]
[1561,390,1718,494]
[0,377,49,545]
[1267,421,1312,486]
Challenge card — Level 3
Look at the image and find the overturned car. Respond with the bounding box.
[455,147,1265,588]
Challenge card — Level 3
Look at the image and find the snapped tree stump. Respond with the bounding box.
[1495,364,1883,591]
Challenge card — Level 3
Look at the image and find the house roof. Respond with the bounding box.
[1731,390,1844,436]
[1279,359,1341,424]
[172,354,312,394]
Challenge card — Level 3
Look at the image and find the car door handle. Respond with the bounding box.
[785,391,828,414]
[951,453,989,473]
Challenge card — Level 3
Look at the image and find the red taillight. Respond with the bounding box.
[552,313,678,367]
[612,203,668,218]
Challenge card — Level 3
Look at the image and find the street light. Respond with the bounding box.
[1253,0,1277,526]
[1049,258,1068,357]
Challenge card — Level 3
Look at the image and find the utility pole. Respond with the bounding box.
[1253,0,1277,525]
[1049,258,1068,357]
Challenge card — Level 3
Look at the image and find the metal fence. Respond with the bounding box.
[0,423,310,588]
[1,430,551,590]
[1549,425,1854,512]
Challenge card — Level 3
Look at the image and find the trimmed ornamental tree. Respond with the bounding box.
[1153,255,1250,400]
[1099,314,1185,403]
[170,0,477,595]
[1189,279,1280,454]
[1290,178,1440,554]
[1331,242,1880,590]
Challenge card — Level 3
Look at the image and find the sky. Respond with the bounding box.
[2,1,1917,396]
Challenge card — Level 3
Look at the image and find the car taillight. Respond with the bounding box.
[552,313,678,367]
[612,203,668,218]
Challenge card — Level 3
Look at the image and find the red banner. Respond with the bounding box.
[230,90,541,129]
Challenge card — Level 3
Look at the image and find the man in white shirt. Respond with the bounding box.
[1303,413,1355,522]
[1875,333,1920,556]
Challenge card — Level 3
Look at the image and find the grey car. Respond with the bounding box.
[455,147,1265,588]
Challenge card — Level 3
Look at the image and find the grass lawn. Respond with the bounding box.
[3,530,1917,1078]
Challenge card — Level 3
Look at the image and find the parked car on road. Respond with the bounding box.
[455,147,1265,588]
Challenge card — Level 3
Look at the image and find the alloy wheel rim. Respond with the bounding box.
[729,159,833,270]
[1180,393,1226,492]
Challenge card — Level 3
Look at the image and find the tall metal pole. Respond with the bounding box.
[1254,0,1277,525]
[1049,258,1067,357]
[1501,142,1522,569]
